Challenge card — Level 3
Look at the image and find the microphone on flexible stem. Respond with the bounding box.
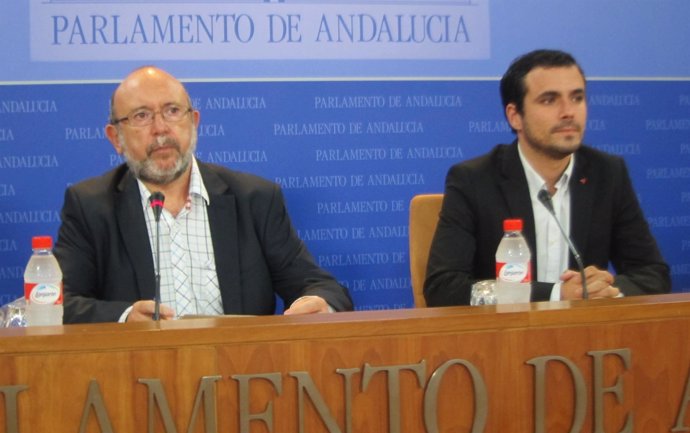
[537,189,588,300]
[148,192,165,320]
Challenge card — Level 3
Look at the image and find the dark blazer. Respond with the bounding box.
[424,142,671,306]
[55,161,353,323]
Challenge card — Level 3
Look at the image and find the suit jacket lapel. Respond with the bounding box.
[115,172,156,300]
[199,164,243,314]
[569,150,594,266]
[497,143,538,261]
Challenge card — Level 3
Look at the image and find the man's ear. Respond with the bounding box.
[505,103,523,132]
[105,124,123,154]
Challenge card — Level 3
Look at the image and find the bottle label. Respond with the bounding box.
[24,282,63,305]
[496,262,532,283]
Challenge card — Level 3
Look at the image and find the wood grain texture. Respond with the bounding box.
[0,294,689,432]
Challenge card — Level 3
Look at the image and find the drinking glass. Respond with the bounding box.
[470,280,497,306]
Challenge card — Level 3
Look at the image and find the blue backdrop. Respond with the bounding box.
[1,0,689,309]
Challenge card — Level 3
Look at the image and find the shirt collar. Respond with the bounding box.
[136,157,210,206]
[517,143,575,197]
[188,157,210,205]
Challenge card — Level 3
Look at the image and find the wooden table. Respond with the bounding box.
[1,294,689,432]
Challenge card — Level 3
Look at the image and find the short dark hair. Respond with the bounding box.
[500,49,585,115]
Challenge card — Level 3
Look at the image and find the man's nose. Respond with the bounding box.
[149,111,171,132]
[560,99,579,119]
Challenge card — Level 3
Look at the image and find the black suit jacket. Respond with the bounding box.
[424,142,671,306]
[55,161,353,323]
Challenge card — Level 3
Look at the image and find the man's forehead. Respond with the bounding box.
[114,72,186,109]
[524,66,585,94]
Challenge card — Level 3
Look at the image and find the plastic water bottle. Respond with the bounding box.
[23,236,64,326]
[494,219,532,304]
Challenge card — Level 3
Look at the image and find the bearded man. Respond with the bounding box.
[55,66,353,323]
[424,49,670,306]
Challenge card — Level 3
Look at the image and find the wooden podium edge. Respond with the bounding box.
[1,293,688,356]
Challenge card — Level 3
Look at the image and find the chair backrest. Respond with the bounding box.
[408,194,444,308]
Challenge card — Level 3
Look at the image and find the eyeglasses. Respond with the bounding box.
[112,104,193,127]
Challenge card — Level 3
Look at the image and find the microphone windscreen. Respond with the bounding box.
[537,189,554,214]
[149,192,165,222]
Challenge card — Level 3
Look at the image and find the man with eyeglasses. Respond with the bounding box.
[54,66,353,323]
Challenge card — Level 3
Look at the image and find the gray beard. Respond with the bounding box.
[119,132,197,185]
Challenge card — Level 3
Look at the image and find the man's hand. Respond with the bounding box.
[560,266,620,300]
[284,296,331,315]
[126,300,176,322]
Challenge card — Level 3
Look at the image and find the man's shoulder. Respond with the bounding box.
[197,161,278,195]
[67,164,130,197]
[578,144,622,161]
[448,143,513,174]
[576,144,626,171]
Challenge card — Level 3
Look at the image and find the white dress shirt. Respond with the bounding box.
[518,145,574,301]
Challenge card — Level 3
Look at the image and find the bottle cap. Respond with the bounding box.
[503,219,523,231]
[31,236,53,249]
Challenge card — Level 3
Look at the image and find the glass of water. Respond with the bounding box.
[470,280,497,306]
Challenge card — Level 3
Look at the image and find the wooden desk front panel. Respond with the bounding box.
[0,294,689,432]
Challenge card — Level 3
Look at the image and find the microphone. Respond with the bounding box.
[537,189,588,300]
[149,192,165,222]
[148,192,165,320]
